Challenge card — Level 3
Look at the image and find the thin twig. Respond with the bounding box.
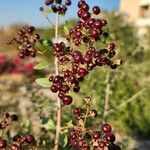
[41,12,55,28]
[103,71,111,122]
[106,87,146,117]
[83,104,90,127]
[53,13,61,150]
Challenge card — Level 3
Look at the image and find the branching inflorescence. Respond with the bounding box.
[6,0,123,150]
[0,113,36,150]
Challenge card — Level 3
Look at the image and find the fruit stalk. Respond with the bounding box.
[103,71,111,121]
[53,13,61,150]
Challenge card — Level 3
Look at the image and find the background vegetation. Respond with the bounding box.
[0,12,150,150]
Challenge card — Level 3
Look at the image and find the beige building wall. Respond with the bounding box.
[120,0,150,47]
[120,0,140,22]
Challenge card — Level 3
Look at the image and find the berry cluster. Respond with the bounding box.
[7,26,40,59]
[48,1,122,105]
[68,1,105,45]
[44,0,71,14]
[0,113,18,130]
[0,134,35,150]
[50,41,121,106]
[67,97,121,150]
[0,113,36,150]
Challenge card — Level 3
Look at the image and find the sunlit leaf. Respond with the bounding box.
[34,61,50,70]
[35,77,51,88]
[39,39,53,47]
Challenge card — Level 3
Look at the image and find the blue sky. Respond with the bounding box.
[0,0,119,28]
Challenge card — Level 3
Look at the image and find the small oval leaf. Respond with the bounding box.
[39,39,53,47]
[34,61,50,70]
[35,77,51,88]
[60,132,68,147]
[43,119,55,130]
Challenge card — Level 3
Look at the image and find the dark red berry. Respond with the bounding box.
[4,112,10,118]
[0,139,7,148]
[13,134,22,142]
[27,26,35,34]
[78,68,88,77]
[34,34,40,40]
[25,134,35,144]
[62,95,72,105]
[108,143,121,150]
[81,3,89,11]
[81,11,91,21]
[65,0,71,5]
[78,0,86,8]
[90,29,99,39]
[94,19,102,29]
[105,133,116,143]
[10,114,18,121]
[51,5,57,13]
[73,108,82,115]
[58,92,64,99]
[55,0,62,4]
[98,141,106,148]
[110,64,117,69]
[101,124,112,133]
[91,109,97,117]
[108,43,116,50]
[73,84,80,93]
[53,75,61,83]
[51,85,58,93]
[92,6,101,15]
[61,84,70,93]
[77,9,84,18]
[45,0,54,5]
[92,131,101,140]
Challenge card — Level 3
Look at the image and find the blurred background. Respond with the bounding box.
[0,0,150,150]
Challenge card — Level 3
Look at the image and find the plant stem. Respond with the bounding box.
[41,11,55,27]
[106,87,146,116]
[103,71,111,122]
[53,13,61,150]
[83,104,90,127]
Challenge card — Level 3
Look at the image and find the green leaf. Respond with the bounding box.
[63,25,70,35]
[41,116,49,124]
[60,132,68,147]
[39,39,53,47]
[66,120,73,127]
[65,21,74,29]
[34,61,50,70]
[35,77,51,88]
[43,119,55,130]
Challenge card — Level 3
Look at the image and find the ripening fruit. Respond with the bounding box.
[62,95,72,105]
[0,139,7,148]
[10,114,19,121]
[45,0,54,5]
[108,43,116,50]
[92,6,101,15]
[105,133,116,143]
[101,123,112,133]
[25,134,35,144]
[65,0,71,6]
[98,141,106,148]
[78,0,86,8]
[108,143,121,150]
[92,131,101,140]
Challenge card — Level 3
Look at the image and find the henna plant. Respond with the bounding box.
[7,0,123,149]
[0,113,36,150]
